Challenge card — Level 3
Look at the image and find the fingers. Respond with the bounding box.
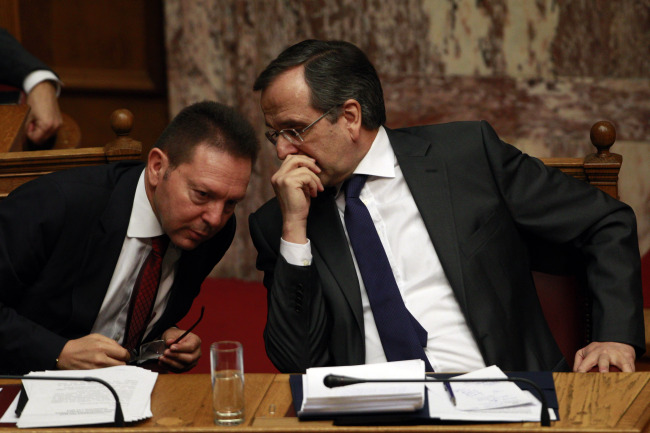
[158,328,202,372]
[573,342,636,373]
[25,81,63,145]
[597,353,611,373]
[158,350,201,372]
[26,114,61,144]
[57,334,130,370]
[272,155,324,244]
[276,153,322,175]
[272,155,324,197]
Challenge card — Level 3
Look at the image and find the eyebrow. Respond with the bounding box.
[266,115,306,130]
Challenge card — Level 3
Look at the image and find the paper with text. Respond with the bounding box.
[16,365,157,428]
[427,365,557,422]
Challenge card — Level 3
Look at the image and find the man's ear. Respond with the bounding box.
[146,148,168,188]
[341,99,363,141]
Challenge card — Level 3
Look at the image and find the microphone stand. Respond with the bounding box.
[0,375,124,427]
[324,374,551,427]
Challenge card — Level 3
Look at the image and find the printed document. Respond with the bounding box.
[14,365,157,428]
[300,359,425,414]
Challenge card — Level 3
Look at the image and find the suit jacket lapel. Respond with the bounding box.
[386,128,467,305]
[308,191,364,334]
[66,165,142,334]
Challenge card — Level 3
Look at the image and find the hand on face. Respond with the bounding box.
[271,154,324,244]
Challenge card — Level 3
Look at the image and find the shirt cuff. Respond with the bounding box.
[23,70,62,96]
[280,238,312,266]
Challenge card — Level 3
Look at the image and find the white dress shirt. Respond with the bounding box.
[91,170,181,344]
[23,70,62,96]
[280,127,486,372]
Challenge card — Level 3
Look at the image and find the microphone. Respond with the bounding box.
[0,375,124,427]
[323,374,551,427]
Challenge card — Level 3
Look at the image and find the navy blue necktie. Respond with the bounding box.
[344,174,433,371]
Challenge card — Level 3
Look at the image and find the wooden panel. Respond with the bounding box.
[0,0,20,37]
[58,94,168,155]
[9,0,169,151]
[18,0,166,93]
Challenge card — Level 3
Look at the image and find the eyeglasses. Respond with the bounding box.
[128,306,205,365]
[265,106,338,146]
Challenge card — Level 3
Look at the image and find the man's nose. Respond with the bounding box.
[202,202,224,229]
[275,136,300,160]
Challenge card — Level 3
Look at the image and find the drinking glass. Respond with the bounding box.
[210,341,244,425]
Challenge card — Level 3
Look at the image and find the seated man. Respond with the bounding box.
[0,28,63,145]
[249,39,644,374]
[0,101,259,374]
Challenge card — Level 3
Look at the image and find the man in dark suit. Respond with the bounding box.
[0,101,259,374]
[249,40,644,374]
[0,28,62,145]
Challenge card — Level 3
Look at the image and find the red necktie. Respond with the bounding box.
[124,235,169,351]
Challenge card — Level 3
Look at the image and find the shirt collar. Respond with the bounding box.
[333,126,394,197]
[353,126,395,179]
[127,169,165,239]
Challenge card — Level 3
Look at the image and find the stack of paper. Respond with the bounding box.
[16,365,158,428]
[426,365,557,422]
[300,359,425,415]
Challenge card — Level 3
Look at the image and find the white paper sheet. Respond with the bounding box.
[300,359,425,414]
[426,365,557,422]
[16,365,158,428]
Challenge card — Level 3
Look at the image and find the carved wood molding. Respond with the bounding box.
[541,121,620,199]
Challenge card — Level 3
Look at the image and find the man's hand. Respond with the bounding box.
[573,341,636,372]
[157,327,202,372]
[25,80,63,145]
[57,334,130,370]
[271,155,324,244]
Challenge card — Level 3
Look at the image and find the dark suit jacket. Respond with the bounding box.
[249,121,644,373]
[0,28,55,89]
[0,162,235,374]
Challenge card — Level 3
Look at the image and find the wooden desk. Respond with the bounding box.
[1,373,649,432]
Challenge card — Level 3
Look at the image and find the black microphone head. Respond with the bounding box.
[323,374,365,388]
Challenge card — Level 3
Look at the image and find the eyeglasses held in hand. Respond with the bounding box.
[128,306,205,364]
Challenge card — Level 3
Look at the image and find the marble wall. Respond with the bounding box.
[164,0,649,280]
